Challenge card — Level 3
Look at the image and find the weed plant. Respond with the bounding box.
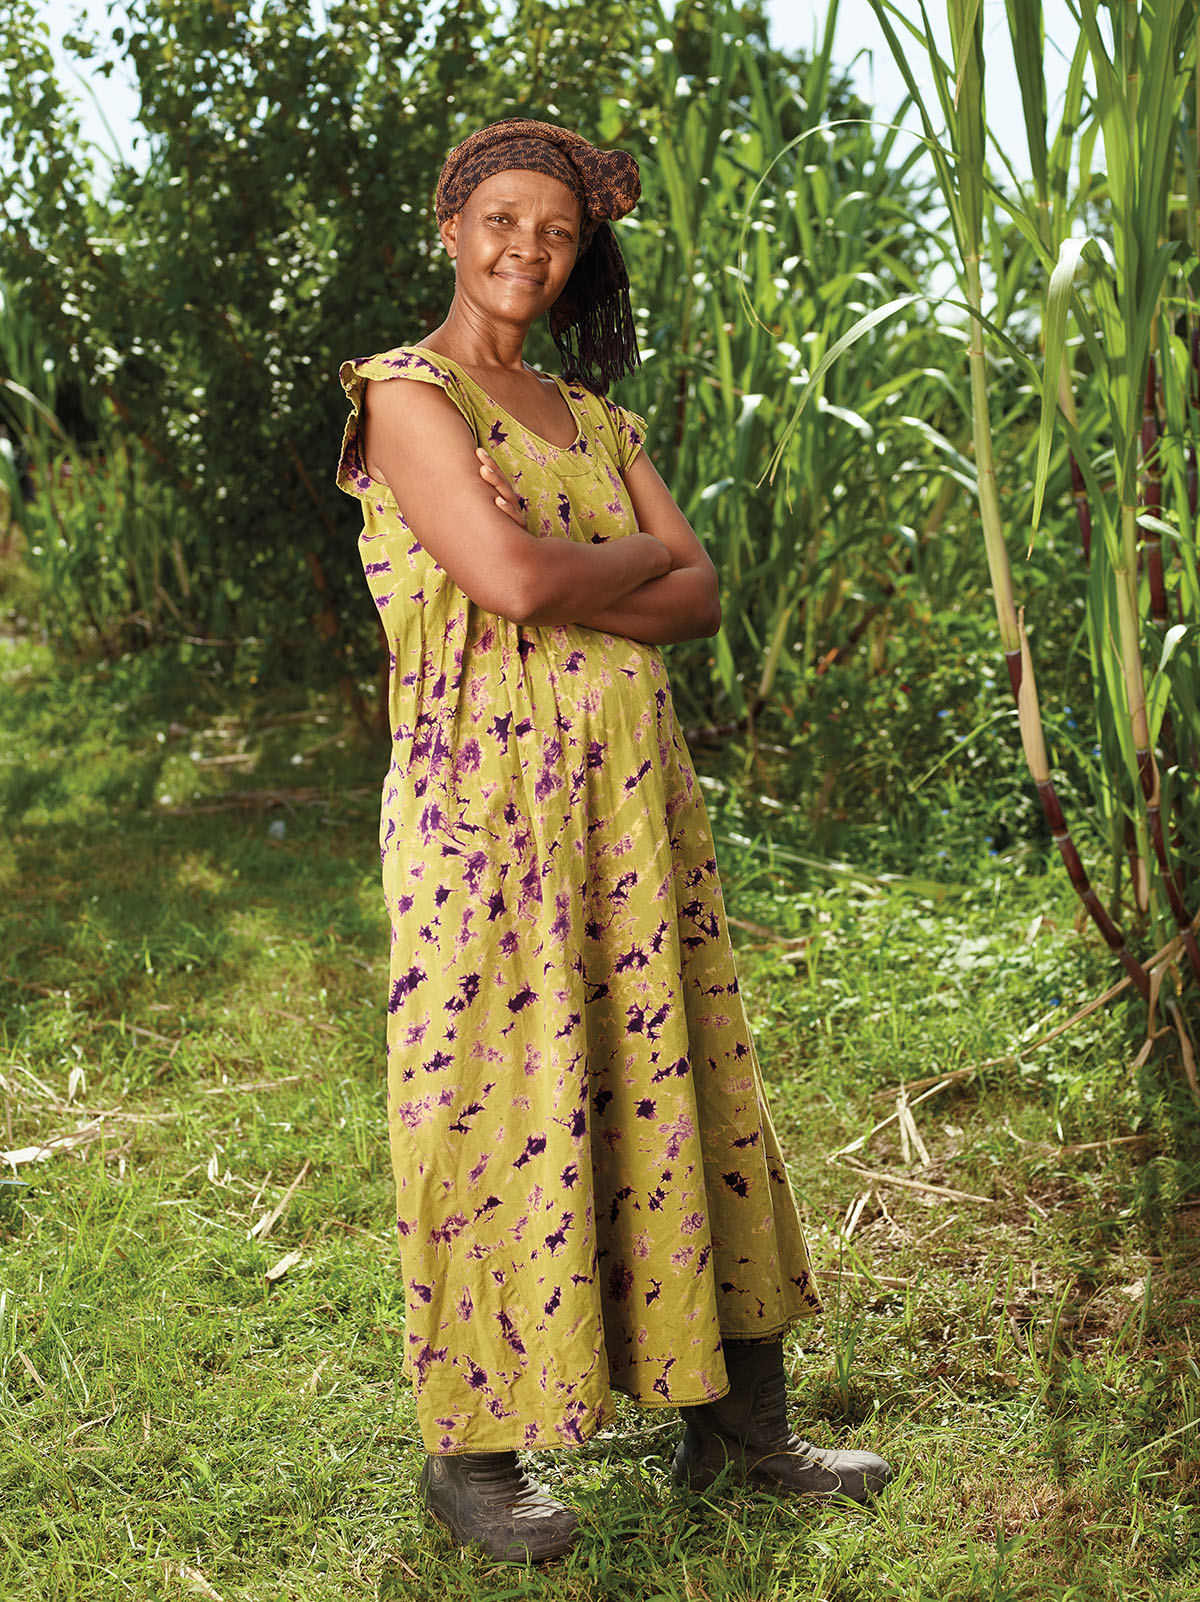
[1,640,1197,1600]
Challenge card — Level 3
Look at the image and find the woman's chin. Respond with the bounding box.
[488,274,558,308]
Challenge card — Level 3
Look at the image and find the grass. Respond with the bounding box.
[1,635,1198,1602]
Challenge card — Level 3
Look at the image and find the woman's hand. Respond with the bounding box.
[477,449,526,528]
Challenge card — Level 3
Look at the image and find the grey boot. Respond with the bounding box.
[672,1339,893,1504]
[419,1450,579,1563]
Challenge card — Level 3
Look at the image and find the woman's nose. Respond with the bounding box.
[507,227,548,260]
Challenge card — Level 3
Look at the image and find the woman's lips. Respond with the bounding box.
[494,270,545,288]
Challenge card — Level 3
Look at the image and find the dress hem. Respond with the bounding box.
[419,1304,823,1455]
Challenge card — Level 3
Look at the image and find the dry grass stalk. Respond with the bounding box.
[839,1189,873,1240]
[247,1157,312,1242]
[16,1350,46,1391]
[897,1085,931,1167]
[2,1118,108,1168]
[264,1249,305,1284]
[201,1074,304,1096]
[1165,1000,1200,1108]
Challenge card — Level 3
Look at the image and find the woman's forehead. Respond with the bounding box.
[465,168,581,219]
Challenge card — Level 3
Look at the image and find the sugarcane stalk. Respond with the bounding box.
[1124,812,1149,916]
[949,0,1151,998]
[1142,355,1168,622]
[1115,495,1158,908]
[1134,740,1200,978]
[1142,343,1177,736]
[1016,611,1151,999]
[963,246,1021,693]
[1135,338,1200,975]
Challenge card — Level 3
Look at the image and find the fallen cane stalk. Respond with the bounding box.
[832,1158,1000,1207]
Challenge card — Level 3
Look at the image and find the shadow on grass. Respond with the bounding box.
[1,645,390,1033]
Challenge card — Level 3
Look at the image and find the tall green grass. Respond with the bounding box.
[619,0,970,723]
[0,282,204,653]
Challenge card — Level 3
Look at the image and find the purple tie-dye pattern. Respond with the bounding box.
[335,344,820,1457]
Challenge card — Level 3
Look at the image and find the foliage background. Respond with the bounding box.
[1,0,994,725]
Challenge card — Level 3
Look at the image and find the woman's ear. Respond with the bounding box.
[439,214,459,261]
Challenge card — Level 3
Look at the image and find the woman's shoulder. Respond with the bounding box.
[339,344,468,394]
[335,346,477,499]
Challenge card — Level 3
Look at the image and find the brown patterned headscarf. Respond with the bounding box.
[435,119,641,395]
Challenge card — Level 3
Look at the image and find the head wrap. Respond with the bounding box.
[435,119,641,395]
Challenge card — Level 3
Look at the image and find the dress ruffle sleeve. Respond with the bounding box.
[602,398,647,475]
[335,347,478,500]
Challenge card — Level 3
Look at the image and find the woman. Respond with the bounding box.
[336,118,892,1563]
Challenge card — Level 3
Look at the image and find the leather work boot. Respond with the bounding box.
[419,1450,579,1563]
[672,1339,894,1504]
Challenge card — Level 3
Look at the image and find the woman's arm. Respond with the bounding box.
[478,443,721,643]
[567,565,721,643]
[363,379,671,625]
[572,449,721,640]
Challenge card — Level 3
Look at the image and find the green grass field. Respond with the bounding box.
[1,639,1198,1602]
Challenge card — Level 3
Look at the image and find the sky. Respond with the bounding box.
[37,0,1079,179]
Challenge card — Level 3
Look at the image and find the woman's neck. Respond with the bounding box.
[421,300,531,374]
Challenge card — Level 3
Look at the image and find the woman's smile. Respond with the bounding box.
[493,267,547,288]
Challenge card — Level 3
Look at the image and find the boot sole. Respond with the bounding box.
[672,1442,880,1505]
[422,1483,579,1564]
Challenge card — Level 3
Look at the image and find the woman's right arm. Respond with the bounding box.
[363,379,670,624]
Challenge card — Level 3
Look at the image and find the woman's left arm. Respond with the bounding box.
[479,446,721,644]
[576,449,721,642]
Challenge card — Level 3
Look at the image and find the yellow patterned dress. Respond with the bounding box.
[336,346,819,1455]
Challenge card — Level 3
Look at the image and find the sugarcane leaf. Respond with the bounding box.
[0,377,69,439]
[1136,512,1183,542]
[908,707,1016,792]
[1164,656,1200,760]
[1156,622,1189,673]
[710,623,741,711]
[898,415,979,486]
[1134,4,1188,245]
[1049,29,1089,241]
[864,0,966,246]
[816,399,874,439]
[856,366,962,417]
[762,294,919,484]
[952,0,985,110]
[718,831,970,897]
[1003,0,1048,200]
[1146,624,1191,745]
[1032,235,1095,538]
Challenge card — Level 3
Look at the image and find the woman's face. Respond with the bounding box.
[440,169,581,329]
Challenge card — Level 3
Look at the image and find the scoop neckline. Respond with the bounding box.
[406,346,584,454]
